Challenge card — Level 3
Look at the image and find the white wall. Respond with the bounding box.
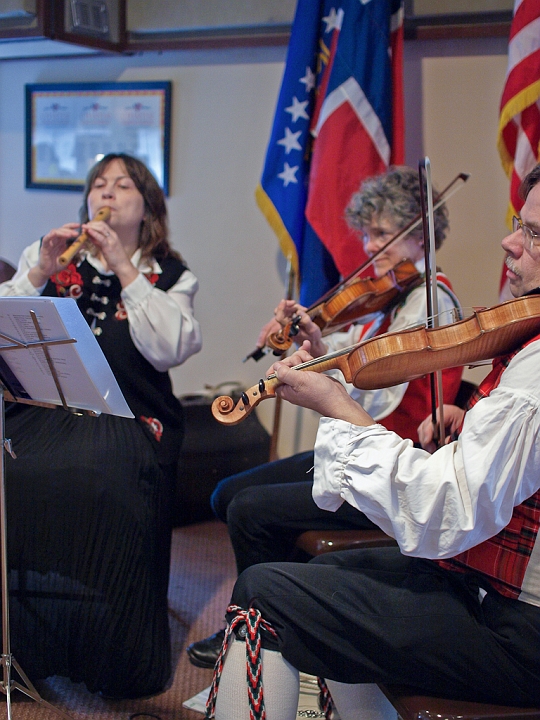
[404,36,509,386]
[0,35,511,456]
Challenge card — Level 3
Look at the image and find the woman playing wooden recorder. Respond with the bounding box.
[0,153,202,699]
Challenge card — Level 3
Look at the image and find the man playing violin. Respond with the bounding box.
[206,164,540,719]
[188,166,465,669]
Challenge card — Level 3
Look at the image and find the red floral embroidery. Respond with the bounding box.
[113,274,158,321]
[51,264,84,297]
[115,300,128,321]
[140,416,163,442]
[145,273,159,285]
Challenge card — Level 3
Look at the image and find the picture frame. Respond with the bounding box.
[403,0,512,38]
[405,0,512,16]
[25,81,171,194]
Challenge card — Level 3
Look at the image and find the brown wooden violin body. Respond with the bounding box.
[348,295,540,388]
[266,260,422,354]
[213,295,540,425]
[262,173,470,357]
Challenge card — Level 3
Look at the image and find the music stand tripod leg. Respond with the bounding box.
[0,386,74,720]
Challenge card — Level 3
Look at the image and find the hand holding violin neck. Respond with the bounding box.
[215,295,540,426]
[211,349,354,425]
[265,260,422,355]
[265,314,302,354]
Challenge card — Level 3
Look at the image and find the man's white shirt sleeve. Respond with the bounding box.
[313,340,540,559]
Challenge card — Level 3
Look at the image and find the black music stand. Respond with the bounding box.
[0,298,133,720]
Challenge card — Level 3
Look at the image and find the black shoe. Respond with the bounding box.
[186,628,226,669]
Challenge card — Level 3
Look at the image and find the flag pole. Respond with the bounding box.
[268,258,296,462]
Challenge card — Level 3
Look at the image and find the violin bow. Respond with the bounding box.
[244,173,470,363]
[419,158,446,449]
[310,172,470,309]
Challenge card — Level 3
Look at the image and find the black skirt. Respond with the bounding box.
[4,404,173,698]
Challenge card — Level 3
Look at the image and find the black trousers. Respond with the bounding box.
[228,547,540,707]
[210,451,377,574]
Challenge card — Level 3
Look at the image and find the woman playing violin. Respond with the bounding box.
[271,165,463,439]
[187,166,463,670]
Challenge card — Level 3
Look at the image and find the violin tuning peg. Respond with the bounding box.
[242,347,266,362]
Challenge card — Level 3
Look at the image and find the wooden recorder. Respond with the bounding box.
[58,206,111,267]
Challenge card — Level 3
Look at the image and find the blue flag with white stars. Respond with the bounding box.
[255,0,404,306]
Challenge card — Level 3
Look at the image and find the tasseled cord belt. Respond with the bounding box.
[205,604,333,720]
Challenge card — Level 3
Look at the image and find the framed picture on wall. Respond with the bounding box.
[403,0,512,38]
[25,81,172,194]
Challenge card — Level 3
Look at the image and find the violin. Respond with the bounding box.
[266,260,423,354]
[259,173,470,357]
[58,206,111,267]
[213,295,540,426]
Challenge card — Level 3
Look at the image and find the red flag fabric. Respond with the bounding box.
[497,0,540,299]
[305,1,405,281]
[256,0,404,306]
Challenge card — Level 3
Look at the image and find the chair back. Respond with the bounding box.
[0,259,16,284]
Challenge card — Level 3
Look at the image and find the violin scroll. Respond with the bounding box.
[212,377,279,425]
[213,395,236,416]
[212,394,251,425]
[265,315,302,354]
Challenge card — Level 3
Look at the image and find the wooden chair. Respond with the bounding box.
[295,527,396,556]
[379,684,540,720]
[0,259,15,284]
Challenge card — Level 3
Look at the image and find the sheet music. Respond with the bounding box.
[0,297,133,418]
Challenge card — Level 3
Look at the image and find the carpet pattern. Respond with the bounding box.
[1,520,236,720]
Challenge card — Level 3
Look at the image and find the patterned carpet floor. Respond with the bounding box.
[0,520,236,720]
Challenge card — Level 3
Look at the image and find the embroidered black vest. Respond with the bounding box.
[42,255,188,465]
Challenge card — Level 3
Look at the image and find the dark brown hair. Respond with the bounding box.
[80,153,180,262]
[519,164,540,203]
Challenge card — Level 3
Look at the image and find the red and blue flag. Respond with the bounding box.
[497,0,540,300]
[255,0,404,305]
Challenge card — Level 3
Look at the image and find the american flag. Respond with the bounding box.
[497,0,540,299]
[255,0,404,306]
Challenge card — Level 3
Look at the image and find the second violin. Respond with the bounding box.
[259,172,469,357]
[266,259,422,353]
[214,295,540,425]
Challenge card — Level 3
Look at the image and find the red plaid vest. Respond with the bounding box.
[436,332,540,600]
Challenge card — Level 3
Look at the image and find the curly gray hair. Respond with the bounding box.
[345,166,449,250]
